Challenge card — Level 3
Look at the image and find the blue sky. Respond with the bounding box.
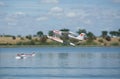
[0,0,120,36]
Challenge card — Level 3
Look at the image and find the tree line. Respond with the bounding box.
[0,28,120,39]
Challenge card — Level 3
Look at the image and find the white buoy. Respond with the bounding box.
[32,53,36,56]
[15,56,21,59]
[15,56,26,59]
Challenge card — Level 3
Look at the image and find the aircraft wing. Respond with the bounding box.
[47,36,75,46]
[47,36,63,43]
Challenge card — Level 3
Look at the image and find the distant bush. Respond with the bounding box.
[34,38,39,42]
[29,40,35,45]
[16,42,23,45]
[40,35,47,43]
[81,40,97,45]
[98,39,104,43]
[0,35,3,37]
[22,41,35,45]
[0,43,8,45]
[105,36,111,41]
[4,35,13,37]
[118,38,120,42]
[16,40,35,45]
[12,36,16,40]
[26,35,32,40]
[17,35,21,37]
[20,37,24,40]
[104,43,107,46]
[0,42,13,45]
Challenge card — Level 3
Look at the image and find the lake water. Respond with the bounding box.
[0,47,120,79]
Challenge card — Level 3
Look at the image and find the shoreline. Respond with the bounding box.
[0,45,120,48]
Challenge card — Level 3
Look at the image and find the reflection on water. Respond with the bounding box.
[101,53,120,59]
[0,47,120,79]
[58,53,68,67]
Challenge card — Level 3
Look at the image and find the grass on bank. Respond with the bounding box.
[0,36,120,47]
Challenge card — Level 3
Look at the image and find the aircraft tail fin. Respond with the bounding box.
[77,33,85,40]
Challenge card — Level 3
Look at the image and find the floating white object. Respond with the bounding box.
[15,53,35,59]
[32,53,35,56]
[15,56,26,59]
[15,56,22,59]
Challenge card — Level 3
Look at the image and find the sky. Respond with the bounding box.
[0,0,120,36]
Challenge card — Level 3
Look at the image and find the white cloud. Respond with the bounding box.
[36,16,48,21]
[50,7,63,13]
[41,0,59,4]
[5,17,17,26]
[83,19,92,25]
[49,7,64,17]
[65,9,89,19]
[66,12,77,18]
[78,10,89,19]
[15,12,26,16]
[4,12,26,26]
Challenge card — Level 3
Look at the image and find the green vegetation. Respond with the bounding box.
[77,29,87,34]
[48,30,54,36]
[37,31,44,37]
[102,31,108,38]
[60,28,69,32]
[26,35,32,40]
[109,29,120,37]
[111,42,119,46]
[12,36,16,40]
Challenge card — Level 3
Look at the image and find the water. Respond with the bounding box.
[0,47,120,79]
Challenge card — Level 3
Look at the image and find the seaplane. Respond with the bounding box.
[15,52,35,59]
[47,30,86,46]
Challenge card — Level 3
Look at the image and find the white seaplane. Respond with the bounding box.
[15,52,35,59]
[47,30,86,46]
